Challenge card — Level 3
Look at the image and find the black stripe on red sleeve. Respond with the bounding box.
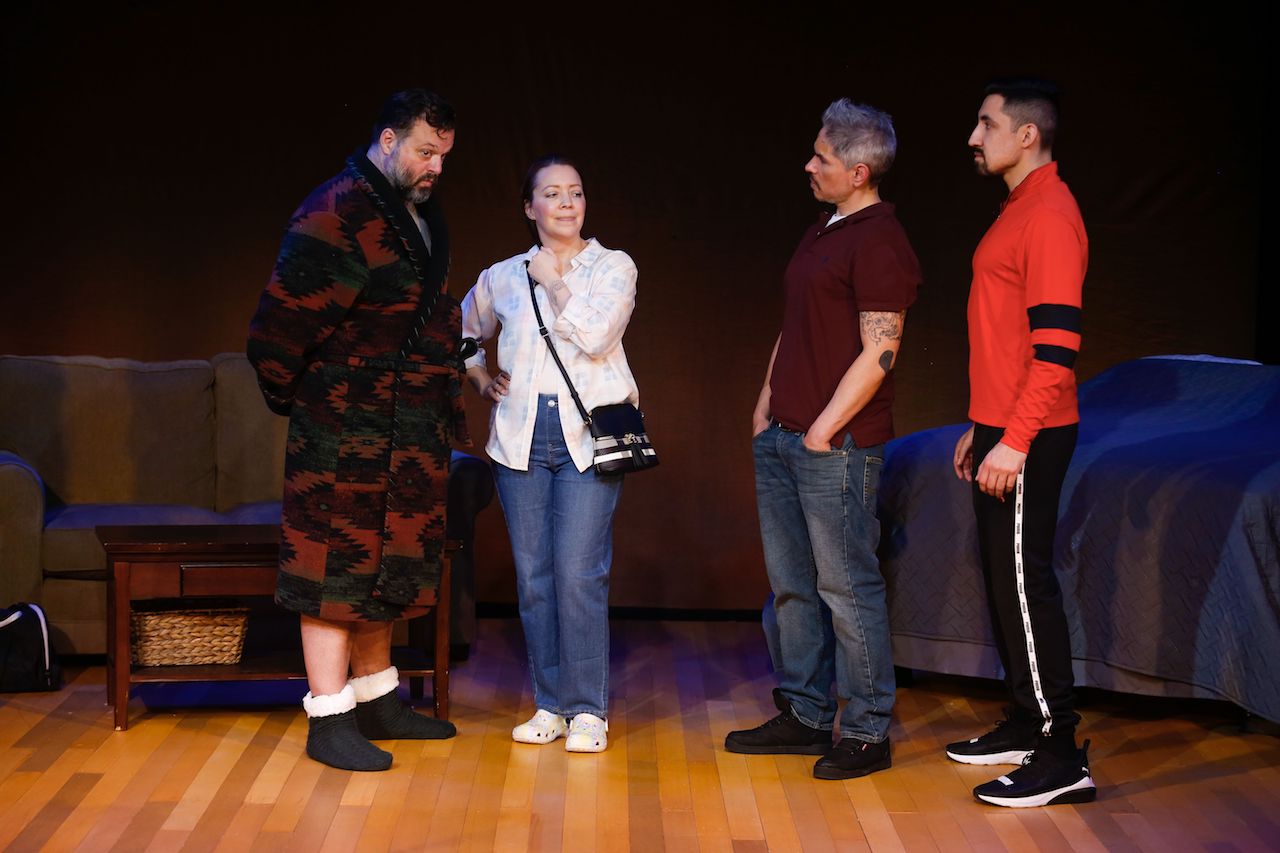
[1033,343,1078,368]
[1027,303,1082,332]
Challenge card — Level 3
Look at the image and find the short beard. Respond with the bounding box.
[402,182,434,204]
[971,150,993,177]
[387,155,436,204]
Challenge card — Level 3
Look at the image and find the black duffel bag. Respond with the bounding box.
[1,602,62,692]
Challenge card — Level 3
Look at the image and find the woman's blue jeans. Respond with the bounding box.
[493,394,622,718]
[753,423,895,743]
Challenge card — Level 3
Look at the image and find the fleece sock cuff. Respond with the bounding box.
[303,684,356,718]
[349,666,400,703]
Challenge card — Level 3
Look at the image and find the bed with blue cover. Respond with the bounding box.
[879,357,1280,722]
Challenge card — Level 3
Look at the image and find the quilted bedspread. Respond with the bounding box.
[879,357,1280,722]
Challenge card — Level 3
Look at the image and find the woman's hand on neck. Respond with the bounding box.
[538,231,589,269]
[528,244,576,318]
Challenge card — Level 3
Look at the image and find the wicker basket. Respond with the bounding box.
[130,607,249,666]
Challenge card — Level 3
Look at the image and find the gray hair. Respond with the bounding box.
[821,99,897,184]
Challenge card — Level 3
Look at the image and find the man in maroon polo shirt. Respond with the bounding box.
[725,99,921,780]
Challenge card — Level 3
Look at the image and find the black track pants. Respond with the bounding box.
[972,423,1080,739]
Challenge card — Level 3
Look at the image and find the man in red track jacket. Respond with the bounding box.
[946,78,1098,808]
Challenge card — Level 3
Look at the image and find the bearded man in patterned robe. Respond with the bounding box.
[248,89,468,771]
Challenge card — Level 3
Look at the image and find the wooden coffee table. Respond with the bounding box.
[96,524,451,731]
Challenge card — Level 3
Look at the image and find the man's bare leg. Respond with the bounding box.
[300,614,355,694]
[299,614,391,771]
[350,621,394,677]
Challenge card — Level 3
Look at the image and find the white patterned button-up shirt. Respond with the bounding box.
[461,238,639,472]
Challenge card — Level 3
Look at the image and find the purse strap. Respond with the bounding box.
[526,263,593,425]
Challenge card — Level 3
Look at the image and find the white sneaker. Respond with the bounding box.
[512,709,567,744]
[565,713,608,753]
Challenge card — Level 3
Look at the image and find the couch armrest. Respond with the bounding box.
[442,451,495,655]
[446,451,495,541]
[0,451,47,605]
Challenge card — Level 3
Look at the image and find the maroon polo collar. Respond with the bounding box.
[816,200,896,234]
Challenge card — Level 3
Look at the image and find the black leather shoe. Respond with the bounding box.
[813,737,892,780]
[725,688,831,755]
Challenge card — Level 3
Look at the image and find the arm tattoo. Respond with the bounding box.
[860,311,905,375]
[859,310,904,346]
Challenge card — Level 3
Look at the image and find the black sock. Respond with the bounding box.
[356,692,457,740]
[307,710,393,771]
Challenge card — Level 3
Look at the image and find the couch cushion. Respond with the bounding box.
[0,355,217,506]
[43,503,228,574]
[211,353,288,512]
[221,500,283,524]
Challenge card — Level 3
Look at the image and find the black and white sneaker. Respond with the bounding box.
[946,713,1037,765]
[973,740,1097,808]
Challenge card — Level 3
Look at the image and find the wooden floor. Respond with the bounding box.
[1,619,1277,852]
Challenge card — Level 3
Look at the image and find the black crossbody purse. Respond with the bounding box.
[526,265,659,475]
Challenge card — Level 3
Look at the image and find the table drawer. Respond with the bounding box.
[130,564,182,598]
[180,562,278,596]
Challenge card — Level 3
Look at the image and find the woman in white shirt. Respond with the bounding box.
[461,156,638,753]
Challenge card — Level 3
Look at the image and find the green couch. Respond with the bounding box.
[0,353,490,655]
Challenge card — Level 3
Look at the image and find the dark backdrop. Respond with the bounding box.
[2,2,1265,609]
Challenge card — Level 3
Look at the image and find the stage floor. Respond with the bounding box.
[1,618,1276,851]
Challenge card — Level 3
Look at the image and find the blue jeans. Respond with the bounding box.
[753,423,894,742]
[493,394,622,718]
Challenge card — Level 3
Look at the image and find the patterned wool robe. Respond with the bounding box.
[248,151,468,621]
